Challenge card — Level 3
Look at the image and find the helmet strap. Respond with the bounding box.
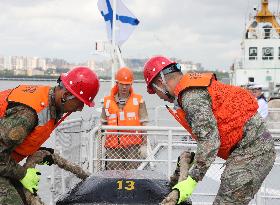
[152,71,175,101]
[159,71,175,101]
[60,98,65,114]
[60,92,75,113]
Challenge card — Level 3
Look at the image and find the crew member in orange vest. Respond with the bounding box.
[0,67,100,205]
[143,56,276,205]
[100,67,149,170]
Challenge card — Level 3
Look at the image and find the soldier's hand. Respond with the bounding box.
[189,152,195,166]
[40,154,54,166]
[20,168,41,195]
[173,176,197,204]
[177,152,195,168]
[39,147,54,166]
[39,147,54,154]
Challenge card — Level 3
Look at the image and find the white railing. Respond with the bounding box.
[50,122,280,205]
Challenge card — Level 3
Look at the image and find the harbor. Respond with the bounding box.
[0,1,280,205]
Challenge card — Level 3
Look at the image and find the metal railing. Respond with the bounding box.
[50,121,280,205]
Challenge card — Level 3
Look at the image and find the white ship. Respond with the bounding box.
[231,0,280,95]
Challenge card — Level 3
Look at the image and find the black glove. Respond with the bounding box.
[190,152,195,164]
[39,147,54,166]
[39,147,54,154]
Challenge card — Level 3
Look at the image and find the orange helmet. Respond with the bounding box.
[115,67,134,84]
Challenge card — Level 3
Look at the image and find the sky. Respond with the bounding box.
[0,0,279,70]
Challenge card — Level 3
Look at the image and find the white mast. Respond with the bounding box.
[110,0,126,88]
[111,0,117,88]
[116,46,125,67]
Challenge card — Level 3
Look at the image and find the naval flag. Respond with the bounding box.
[97,0,140,45]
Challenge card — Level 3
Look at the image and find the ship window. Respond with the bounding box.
[249,47,258,60]
[262,47,274,60]
[248,77,254,83]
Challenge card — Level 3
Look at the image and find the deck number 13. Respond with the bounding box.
[117,180,135,191]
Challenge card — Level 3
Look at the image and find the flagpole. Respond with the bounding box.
[97,0,138,86]
[116,46,125,67]
[111,0,117,88]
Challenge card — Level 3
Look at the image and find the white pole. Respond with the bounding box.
[111,0,117,88]
[116,46,125,67]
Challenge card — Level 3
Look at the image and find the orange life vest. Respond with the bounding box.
[170,73,258,160]
[0,85,57,162]
[103,85,143,148]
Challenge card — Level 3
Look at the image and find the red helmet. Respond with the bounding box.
[60,66,100,107]
[143,56,175,94]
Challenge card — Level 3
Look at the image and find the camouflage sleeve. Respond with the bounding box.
[181,88,220,182]
[0,104,38,180]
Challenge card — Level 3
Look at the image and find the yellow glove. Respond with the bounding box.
[173,176,197,204]
[20,168,41,195]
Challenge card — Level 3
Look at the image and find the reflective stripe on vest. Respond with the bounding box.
[103,85,143,148]
[0,85,56,162]
[172,73,258,160]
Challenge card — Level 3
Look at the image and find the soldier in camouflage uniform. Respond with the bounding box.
[143,56,276,205]
[0,104,40,205]
[0,67,100,205]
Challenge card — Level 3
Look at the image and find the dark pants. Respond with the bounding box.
[213,130,276,205]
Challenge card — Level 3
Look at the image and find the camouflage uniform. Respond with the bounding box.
[180,88,276,205]
[101,93,149,170]
[0,88,57,205]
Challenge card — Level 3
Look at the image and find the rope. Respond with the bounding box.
[23,150,91,205]
[161,151,193,205]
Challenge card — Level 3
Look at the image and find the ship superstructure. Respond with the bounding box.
[232,0,280,93]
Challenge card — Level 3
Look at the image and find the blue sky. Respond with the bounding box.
[0,0,279,70]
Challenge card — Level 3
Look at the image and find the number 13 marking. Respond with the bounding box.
[117,180,135,191]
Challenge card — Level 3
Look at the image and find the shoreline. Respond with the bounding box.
[0,77,145,83]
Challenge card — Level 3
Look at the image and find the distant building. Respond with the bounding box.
[3,56,12,70]
[46,57,72,70]
[37,58,47,70]
[87,59,96,70]
[180,62,204,73]
[14,69,27,76]
[0,56,4,70]
[15,57,24,70]
[28,68,45,76]
[25,57,37,71]
[0,56,205,78]
[52,58,69,67]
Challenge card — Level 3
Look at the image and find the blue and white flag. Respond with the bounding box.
[97,0,140,46]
